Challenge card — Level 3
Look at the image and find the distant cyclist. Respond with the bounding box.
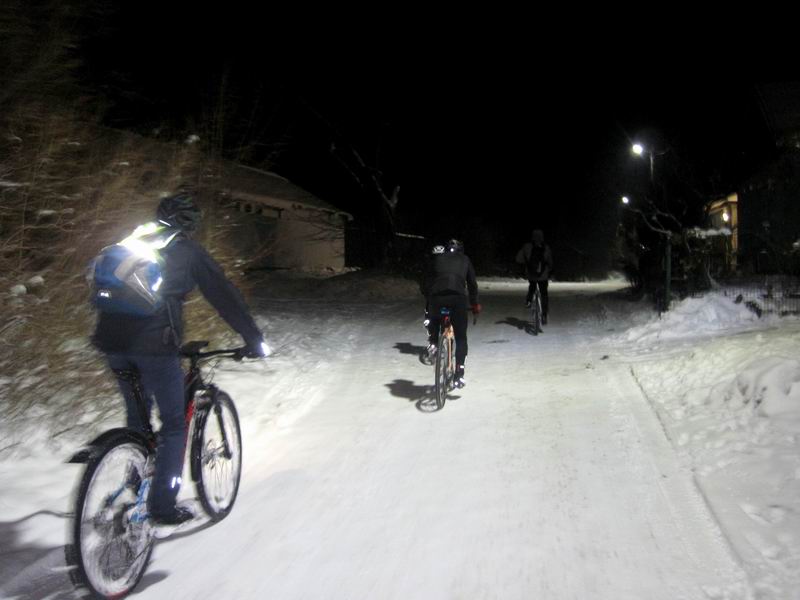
[423,239,480,388]
[91,191,269,525]
[515,229,553,324]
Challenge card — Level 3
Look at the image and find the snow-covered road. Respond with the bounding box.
[138,283,749,599]
[1,280,756,599]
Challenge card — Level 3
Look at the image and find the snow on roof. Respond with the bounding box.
[219,164,352,219]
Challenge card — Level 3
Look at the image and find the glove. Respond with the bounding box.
[471,303,482,315]
[240,340,272,359]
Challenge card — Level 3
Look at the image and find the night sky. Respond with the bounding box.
[67,5,778,272]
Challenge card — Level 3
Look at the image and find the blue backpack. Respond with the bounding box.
[90,222,180,317]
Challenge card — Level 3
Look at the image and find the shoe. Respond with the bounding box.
[427,343,437,357]
[454,366,466,389]
[151,506,194,526]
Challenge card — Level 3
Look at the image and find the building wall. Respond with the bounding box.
[273,216,346,272]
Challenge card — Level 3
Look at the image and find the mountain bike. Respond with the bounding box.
[65,341,248,599]
[528,281,543,335]
[434,307,456,410]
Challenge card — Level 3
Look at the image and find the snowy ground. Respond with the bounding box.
[2,276,800,599]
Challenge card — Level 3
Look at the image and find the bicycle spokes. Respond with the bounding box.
[72,441,154,597]
[194,393,242,520]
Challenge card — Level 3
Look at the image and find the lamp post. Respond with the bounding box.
[631,143,654,182]
[631,142,672,312]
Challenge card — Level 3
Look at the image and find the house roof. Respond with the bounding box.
[219,164,352,220]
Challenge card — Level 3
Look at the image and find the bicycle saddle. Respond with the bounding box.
[180,340,209,355]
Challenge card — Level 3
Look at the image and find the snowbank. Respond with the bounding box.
[622,293,765,343]
[614,293,800,596]
[728,356,800,418]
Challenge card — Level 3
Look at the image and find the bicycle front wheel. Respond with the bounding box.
[67,434,154,599]
[192,391,242,521]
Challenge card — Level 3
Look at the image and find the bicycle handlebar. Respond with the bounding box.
[196,348,247,360]
[180,342,266,362]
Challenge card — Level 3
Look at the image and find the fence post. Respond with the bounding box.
[664,233,672,312]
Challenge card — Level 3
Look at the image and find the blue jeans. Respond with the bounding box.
[106,353,186,517]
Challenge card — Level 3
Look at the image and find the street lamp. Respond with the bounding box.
[621,196,630,205]
[629,141,673,312]
[631,142,655,182]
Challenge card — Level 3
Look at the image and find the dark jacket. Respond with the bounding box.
[423,251,479,305]
[93,235,263,355]
[515,242,553,281]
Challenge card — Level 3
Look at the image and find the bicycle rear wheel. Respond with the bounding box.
[530,289,542,335]
[67,434,154,598]
[434,333,451,410]
[192,391,242,521]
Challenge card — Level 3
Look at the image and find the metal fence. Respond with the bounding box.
[704,275,800,316]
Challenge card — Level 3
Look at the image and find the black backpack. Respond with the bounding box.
[527,244,546,277]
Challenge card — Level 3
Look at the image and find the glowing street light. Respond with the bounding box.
[631,143,644,156]
[621,196,630,205]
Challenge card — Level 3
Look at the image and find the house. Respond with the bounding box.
[214,164,352,272]
[706,193,738,272]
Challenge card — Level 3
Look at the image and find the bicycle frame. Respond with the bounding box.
[433,308,456,410]
[69,344,238,467]
[439,315,455,375]
[68,369,156,465]
[66,342,246,599]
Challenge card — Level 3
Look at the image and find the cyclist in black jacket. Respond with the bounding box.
[423,239,480,388]
[515,229,553,324]
[92,192,268,525]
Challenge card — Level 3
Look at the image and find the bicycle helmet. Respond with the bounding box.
[446,238,464,253]
[156,192,202,232]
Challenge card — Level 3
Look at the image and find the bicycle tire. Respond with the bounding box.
[66,432,154,599]
[192,391,242,521]
[530,288,542,335]
[434,332,449,410]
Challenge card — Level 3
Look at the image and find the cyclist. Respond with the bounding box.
[515,229,553,324]
[91,191,269,525]
[423,239,480,388]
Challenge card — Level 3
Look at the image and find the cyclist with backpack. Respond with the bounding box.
[423,239,480,388]
[90,191,269,525]
[516,229,553,324]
